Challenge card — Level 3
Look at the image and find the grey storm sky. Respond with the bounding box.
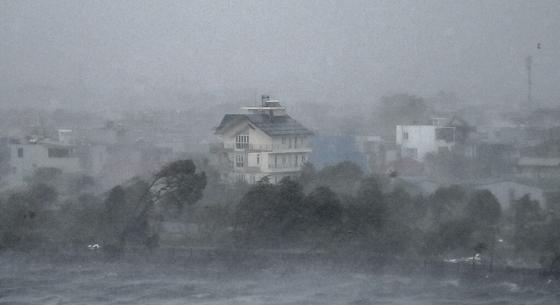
[1,0,559,108]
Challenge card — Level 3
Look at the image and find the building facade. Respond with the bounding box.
[213,98,313,184]
[396,116,471,161]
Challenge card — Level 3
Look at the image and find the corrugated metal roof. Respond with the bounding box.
[215,114,313,136]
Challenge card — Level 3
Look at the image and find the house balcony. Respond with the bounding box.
[222,143,312,153]
[233,166,263,173]
[265,164,303,173]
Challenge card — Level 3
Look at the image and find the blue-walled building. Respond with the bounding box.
[309,135,368,172]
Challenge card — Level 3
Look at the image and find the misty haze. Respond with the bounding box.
[1,1,560,304]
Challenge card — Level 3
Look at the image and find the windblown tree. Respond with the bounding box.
[110,159,206,252]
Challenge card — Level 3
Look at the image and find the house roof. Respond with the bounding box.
[215,114,313,136]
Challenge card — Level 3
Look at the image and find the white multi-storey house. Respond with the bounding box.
[213,98,313,184]
[396,117,471,161]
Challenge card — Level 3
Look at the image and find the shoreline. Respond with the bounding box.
[1,245,556,285]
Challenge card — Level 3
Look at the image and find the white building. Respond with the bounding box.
[396,118,458,161]
[7,140,82,185]
[4,130,108,187]
[213,98,313,184]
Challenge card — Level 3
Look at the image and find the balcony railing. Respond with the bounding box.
[222,143,311,152]
[268,163,303,170]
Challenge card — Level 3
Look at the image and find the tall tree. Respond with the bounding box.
[512,195,544,254]
[430,185,466,225]
[466,190,501,226]
[119,160,207,251]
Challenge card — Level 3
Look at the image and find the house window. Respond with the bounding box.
[48,148,70,158]
[282,156,287,167]
[235,135,249,149]
[17,147,23,158]
[256,154,260,165]
[403,132,409,140]
[282,136,286,144]
[436,127,455,142]
[294,136,298,148]
[235,154,244,168]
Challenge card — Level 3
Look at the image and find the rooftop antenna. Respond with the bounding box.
[526,55,533,107]
[526,42,542,108]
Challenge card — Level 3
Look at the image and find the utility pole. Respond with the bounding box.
[526,55,533,106]
[526,43,542,108]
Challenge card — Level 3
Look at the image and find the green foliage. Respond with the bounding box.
[306,161,363,195]
[466,190,501,226]
[155,159,207,212]
[3,156,560,268]
[61,193,104,245]
[424,219,475,255]
[29,183,59,205]
[0,183,58,249]
[430,185,466,225]
[235,178,280,246]
[511,195,545,254]
[354,176,386,231]
[303,186,342,227]
[235,178,344,247]
[541,218,560,257]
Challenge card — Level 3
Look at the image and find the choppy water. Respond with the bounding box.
[0,252,558,305]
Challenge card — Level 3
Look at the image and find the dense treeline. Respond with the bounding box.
[0,159,206,255]
[1,159,559,272]
[234,162,560,271]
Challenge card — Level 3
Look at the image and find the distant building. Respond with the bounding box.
[475,180,546,209]
[7,140,81,185]
[309,135,368,172]
[354,135,399,174]
[3,130,109,187]
[213,97,313,184]
[516,157,560,179]
[396,116,472,161]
